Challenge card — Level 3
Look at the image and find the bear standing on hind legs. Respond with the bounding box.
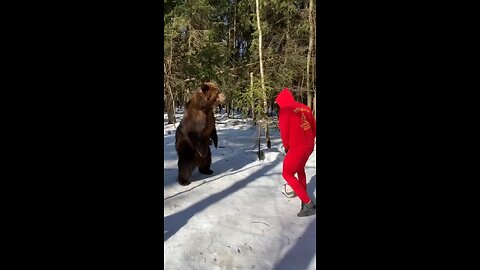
[175,83,225,186]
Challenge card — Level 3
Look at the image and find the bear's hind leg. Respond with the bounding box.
[198,147,213,175]
[177,143,196,186]
[178,157,194,186]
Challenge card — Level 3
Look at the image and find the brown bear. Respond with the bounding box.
[175,83,225,186]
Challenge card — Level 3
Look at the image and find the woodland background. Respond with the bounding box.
[164,0,316,126]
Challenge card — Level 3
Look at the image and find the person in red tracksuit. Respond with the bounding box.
[275,87,316,217]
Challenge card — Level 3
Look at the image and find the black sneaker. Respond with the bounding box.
[297,201,316,217]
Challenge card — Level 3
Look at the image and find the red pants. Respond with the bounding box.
[282,146,314,203]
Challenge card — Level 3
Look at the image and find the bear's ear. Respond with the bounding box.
[201,84,210,93]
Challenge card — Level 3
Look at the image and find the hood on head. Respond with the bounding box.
[275,87,295,108]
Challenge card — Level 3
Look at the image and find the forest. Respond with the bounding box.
[164,0,316,125]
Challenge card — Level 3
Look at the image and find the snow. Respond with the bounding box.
[164,112,316,270]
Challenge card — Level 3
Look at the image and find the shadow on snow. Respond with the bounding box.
[164,158,282,242]
[273,217,316,270]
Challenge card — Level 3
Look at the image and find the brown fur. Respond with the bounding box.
[181,90,208,135]
[175,83,225,186]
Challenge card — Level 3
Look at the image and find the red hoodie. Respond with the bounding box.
[275,88,316,150]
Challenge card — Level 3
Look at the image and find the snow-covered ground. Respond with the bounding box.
[164,112,316,270]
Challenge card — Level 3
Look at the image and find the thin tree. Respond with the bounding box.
[312,4,317,120]
[255,0,271,148]
[312,44,316,121]
[165,16,176,125]
[306,0,314,109]
[255,0,267,114]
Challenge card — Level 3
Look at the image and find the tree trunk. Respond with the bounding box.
[313,10,317,119]
[165,16,176,126]
[164,62,176,125]
[284,23,289,65]
[255,0,270,147]
[233,0,236,50]
[255,0,267,115]
[299,73,304,104]
[166,88,175,124]
[250,72,255,122]
[306,0,314,109]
